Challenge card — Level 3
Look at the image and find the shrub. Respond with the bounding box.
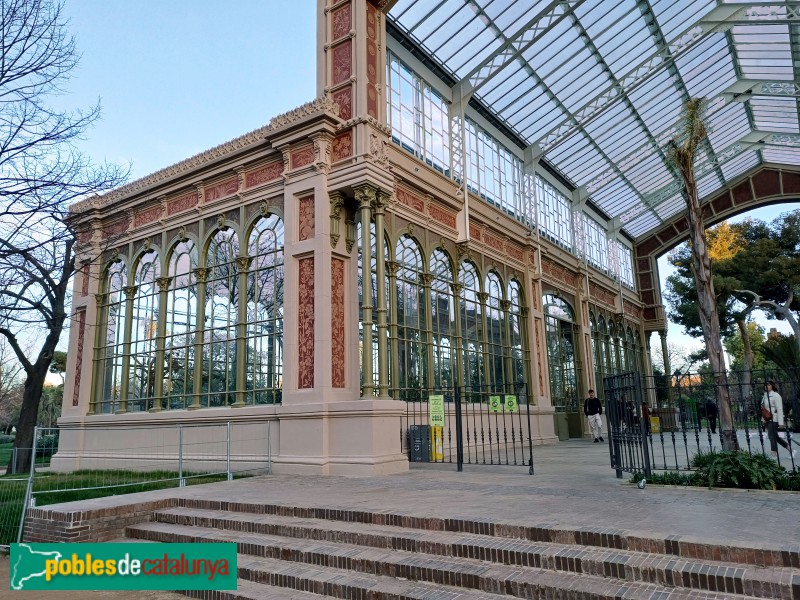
[0,434,15,444]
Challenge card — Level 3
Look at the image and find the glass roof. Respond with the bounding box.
[388,0,800,239]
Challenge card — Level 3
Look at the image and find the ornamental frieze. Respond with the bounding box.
[427,202,456,229]
[291,145,315,169]
[205,177,239,203]
[541,258,578,288]
[133,204,163,228]
[623,302,644,320]
[167,192,199,216]
[332,130,353,162]
[245,161,283,188]
[102,217,130,239]
[395,186,425,213]
[589,282,616,307]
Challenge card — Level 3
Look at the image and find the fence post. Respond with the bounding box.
[454,386,464,472]
[226,422,232,481]
[17,427,40,543]
[178,424,185,487]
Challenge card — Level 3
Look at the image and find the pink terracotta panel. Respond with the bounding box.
[298,257,315,389]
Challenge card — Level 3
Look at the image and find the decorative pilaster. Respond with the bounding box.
[329,191,345,248]
[387,260,400,396]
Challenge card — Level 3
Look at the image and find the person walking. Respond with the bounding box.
[762,381,794,459]
[584,389,604,443]
[705,398,718,434]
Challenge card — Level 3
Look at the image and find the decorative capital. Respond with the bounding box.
[374,189,391,213]
[178,225,188,241]
[122,285,138,299]
[450,282,463,295]
[235,256,252,273]
[477,291,489,304]
[155,277,171,292]
[216,214,226,230]
[457,242,470,260]
[500,299,512,311]
[387,260,401,276]
[520,306,530,318]
[354,183,377,208]
[329,191,345,218]
[94,293,108,306]
[345,215,356,253]
[193,267,211,283]
[421,273,434,286]
[142,239,152,252]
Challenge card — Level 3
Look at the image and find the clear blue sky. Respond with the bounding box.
[62,0,317,181]
[60,0,798,365]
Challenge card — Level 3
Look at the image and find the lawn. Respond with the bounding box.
[0,443,12,469]
[0,470,251,546]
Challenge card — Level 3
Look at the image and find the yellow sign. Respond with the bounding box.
[650,416,661,434]
[489,396,502,412]
[431,426,443,461]
[428,395,445,427]
[504,395,518,413]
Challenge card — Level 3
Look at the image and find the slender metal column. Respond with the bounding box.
[387,260,401,397]
[90,293,108,415]
[374,190,390,399]
[421,273,435,390]
[451,282,465,388]
[151,277,171,412]
[190,268,209,409]
[118,285,137,414]
[500,299,513,389]
[355,185,376,397]
[233,256,251,407]
[477,291,491,390]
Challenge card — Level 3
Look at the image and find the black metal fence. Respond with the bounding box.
[603,369,800,478]
[401,383,534,473]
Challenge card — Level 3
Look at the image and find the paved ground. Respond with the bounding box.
[7,439,799,597]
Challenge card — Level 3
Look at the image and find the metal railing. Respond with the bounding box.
[0,419,274,548]
[603,369,800,477]
[401,383,534,473]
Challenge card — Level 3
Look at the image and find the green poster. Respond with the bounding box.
[428,395,445,427]
[504,395,518,413]
[489,395,502,412]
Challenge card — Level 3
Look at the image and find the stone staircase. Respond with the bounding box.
[125,498,800,599]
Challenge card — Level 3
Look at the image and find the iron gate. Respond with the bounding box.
[603,371,652,478]
[401,384,534,474]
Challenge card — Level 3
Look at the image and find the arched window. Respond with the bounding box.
[246,215,284,405]
[485,271,506,391]
[95,261,127,414]
[626,327,636,371]
[543,294,579,412]
[394,235,426,398]
[164,239,198,410]
[459,262,483,390]
[507,279,525,388]
[608,320,619,374]
[357,220,379,394]
[204,229,239,407]
[429,248,456,390]
[128,252,160,411]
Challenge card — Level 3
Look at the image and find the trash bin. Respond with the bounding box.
[408,425,431,462]
[567,412,584,438]
[554,413,569,441]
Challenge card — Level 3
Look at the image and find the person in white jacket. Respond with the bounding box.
[762,381,794,459]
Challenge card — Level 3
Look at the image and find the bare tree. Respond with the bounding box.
[0,0,127,472]
[667,98,736,450]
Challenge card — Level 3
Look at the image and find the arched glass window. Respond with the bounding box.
[485,271,506,391]
[430,249,456,389]
[164,239,198,410]
[95,261,127,414]
[128,252,160,412]
[608,320,619,374]
[626,327,636,371]
[204,229,239,407]
[394,235,426,398]
[246,215,284,405]
[459,262,483,390]
[357,220,379,394]
[508,279,525,388]
[543,294,578,412]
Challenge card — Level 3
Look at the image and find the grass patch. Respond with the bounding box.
[0,469,254,546]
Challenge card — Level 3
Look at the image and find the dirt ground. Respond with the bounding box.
[0,553,185,598]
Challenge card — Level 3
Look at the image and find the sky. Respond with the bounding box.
[51,0,799,370]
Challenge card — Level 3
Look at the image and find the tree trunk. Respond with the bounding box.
[735,318,752,420]
[682,169,738,450]
[773,301,800,356]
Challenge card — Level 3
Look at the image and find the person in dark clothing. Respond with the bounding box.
[584,389,604,442]
[705,398,718,434]
[641,402,651,434]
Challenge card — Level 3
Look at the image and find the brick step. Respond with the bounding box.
[151,506,796,599]
[182,578,339,600]
[126,521,762,600]
[175,497,800,569]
